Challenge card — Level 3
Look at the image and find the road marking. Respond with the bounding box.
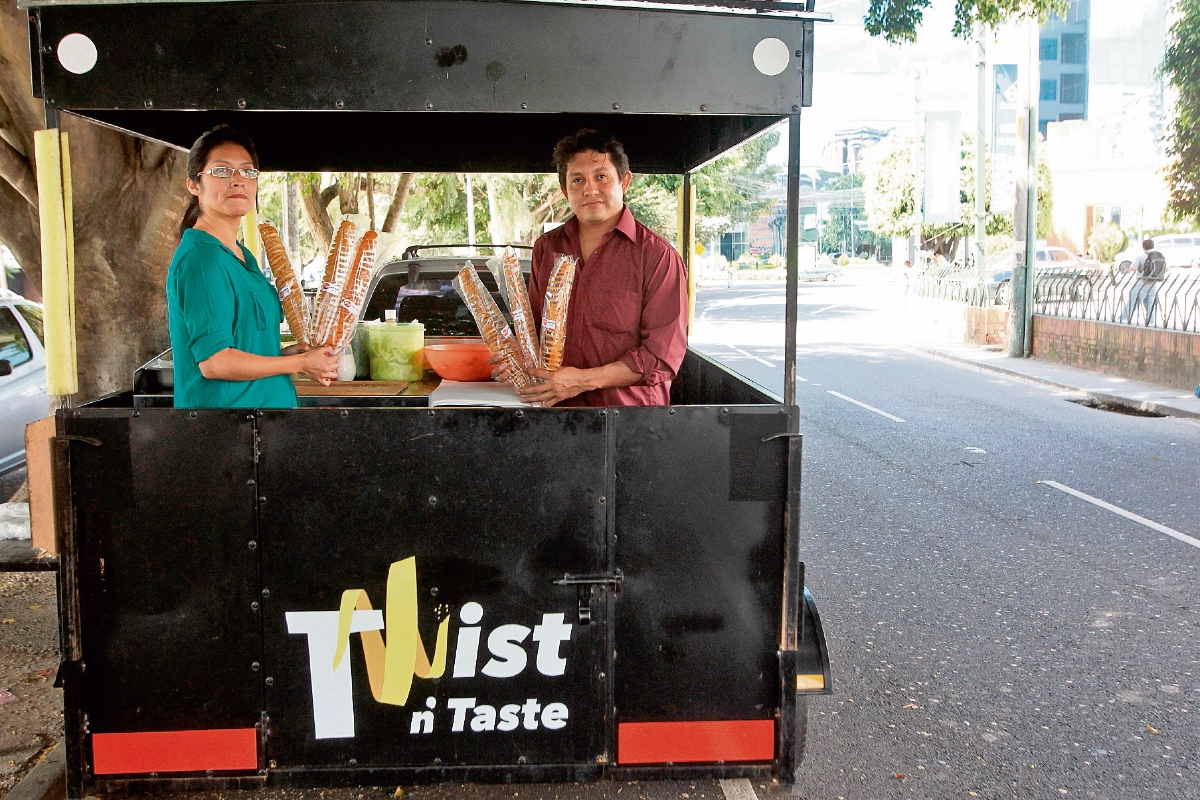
[719,778,759,800]
[827,390,907,423]
[731,346,776,368]
[812,304,842,315]
[1040,481,1200,551]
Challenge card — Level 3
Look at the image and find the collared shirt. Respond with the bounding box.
[166,228,298,409]
[528,206,688,407]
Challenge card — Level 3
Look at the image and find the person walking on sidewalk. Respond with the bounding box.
[1121,238,1167,326]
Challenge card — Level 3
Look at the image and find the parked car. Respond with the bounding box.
[987,247,1105,305]
[0,294,48,474]
[1114,233,1200,271]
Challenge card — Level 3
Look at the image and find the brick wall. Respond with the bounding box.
[965,307,1010,346]
[1032,315,1200,391]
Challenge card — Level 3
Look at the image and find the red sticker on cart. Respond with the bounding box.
[617,720,775,764]
[91,728,258,774]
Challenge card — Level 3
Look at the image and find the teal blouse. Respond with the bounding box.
[166,228,298,408]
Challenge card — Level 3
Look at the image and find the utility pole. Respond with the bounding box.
[465,174,476,252]
[975,26,987,274]
[1010,19,1040,358]
[911,70,924,265]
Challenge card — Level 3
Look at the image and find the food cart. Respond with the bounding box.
[22,0,832,796]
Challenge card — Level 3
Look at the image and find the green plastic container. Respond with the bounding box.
[366,321,425,381]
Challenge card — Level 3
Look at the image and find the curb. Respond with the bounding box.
[908,346,1200,421]
[2,743,64,800]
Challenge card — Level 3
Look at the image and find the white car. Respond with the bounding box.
[0,295,48,474]
[1114,233,1200,271]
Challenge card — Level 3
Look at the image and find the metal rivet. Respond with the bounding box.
[792,104,800,112]
[721,407,729,414]
[612,103,620,110]
[248,540,257,550]
[269,760,277,769]
[700,104,708,112]
[600,409,607,416]
[599,671,606,679]
[247,479,256,486]
[431,587,439,596]
[251,601,260,611]
[433,757,442,765]
[206,769,213,777]
[349,758,357,766]
[669,408,675,414]
[247,414,255,420]
[515,409,524,417]
[517,756,527,765]
[262,588,270,598]
[599,497,606,505]
[335,99,345,109]
[520,103,528,109]
[43,44,52,53]
[251,662,260,671]
[131,410,140,418]
[237,98,247,109]
[265,677,274,686]
[257,410,264,418]
[428,495,437,506]
[189,411,197,419]
[428,409,435,416]
[259,496,267,503]
[425,37,433,45]
[426,102,434,110]
[340,409,349,417]
[73,411,81,418]
[144,99,153,108]
[795,49,802,57]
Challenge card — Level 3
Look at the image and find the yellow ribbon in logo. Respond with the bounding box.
[331,557,449,706]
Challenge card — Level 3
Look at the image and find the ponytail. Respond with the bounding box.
[177,123,260,242]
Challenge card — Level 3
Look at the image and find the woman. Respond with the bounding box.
[167,125,338,408]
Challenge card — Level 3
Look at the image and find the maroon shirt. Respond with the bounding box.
[529,206,688,407]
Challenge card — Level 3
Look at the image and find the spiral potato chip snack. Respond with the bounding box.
[258,221,309,345]
[499,247,543,372]
[540,254,578,372]
[453,264,533,390]
[328,231,377,349]
[311,219,356,346]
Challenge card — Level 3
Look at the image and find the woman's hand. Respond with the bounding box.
[281,342,312,356]
[488,352,512,384]
[296,346,340,386]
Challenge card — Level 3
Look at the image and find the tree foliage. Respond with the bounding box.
[865,0,1067,43]
[1162,0,1200,222]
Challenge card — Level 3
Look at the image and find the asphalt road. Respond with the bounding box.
[689,276,1200,799]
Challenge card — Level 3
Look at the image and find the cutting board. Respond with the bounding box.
[293,380,409,396]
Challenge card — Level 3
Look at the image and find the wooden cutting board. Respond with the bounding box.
[293,380,409,396]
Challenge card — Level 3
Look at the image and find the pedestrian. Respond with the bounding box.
[1121,238,1167,325]
[725,258,736,290]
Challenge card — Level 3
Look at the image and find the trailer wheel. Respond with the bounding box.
[825,273,837,282]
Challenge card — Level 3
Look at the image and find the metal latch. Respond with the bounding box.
[554,570,623,624]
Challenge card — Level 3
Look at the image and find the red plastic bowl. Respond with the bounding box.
[424,342,493,382]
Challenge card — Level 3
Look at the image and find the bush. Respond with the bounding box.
[1088,222,1127,263]
[837,254,850,266]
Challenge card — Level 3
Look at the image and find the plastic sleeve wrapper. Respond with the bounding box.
[453,264,533,390]
[329,231,378,350]
[540,254,578,372]
[258,222,310,345]
[499,247,543,371]
[312,219,358,346]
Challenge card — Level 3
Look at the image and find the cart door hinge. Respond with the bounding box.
[553,570,624,590]
[253,431,261,464]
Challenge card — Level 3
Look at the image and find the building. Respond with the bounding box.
[1038,0,1090,134]
[822,127,890,175]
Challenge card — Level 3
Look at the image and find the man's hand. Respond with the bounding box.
[296,346,340,386]
[487,352,512,384]
[517,367,590,407]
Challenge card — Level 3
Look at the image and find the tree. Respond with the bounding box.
[864,0,1067,44]
[0,2,191,401]
[1162,0,1200,223]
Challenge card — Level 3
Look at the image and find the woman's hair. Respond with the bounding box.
[552,129,629,190]
[178,124,260,240]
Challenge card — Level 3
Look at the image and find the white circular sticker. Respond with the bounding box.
[752,37,790,77]
[57,33,98,75]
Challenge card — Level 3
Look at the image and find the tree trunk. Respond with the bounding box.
[300,178,336,253]
[0,1,191,402]
[382,173,415,233]
[338,174,359,215]
[284,176,301,260]
[485,176,503,244]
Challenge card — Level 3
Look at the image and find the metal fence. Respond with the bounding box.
[914,252,1007,308]
[1033,269,1200,333]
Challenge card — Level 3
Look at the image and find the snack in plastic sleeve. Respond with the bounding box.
[258,221,309,345]
[330,230,377,350]
[499,247,543,372]
[453,263,533,390]
[540,254,578,372]
[312,219,357,346]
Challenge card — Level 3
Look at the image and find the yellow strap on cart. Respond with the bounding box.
[34,129,78,397]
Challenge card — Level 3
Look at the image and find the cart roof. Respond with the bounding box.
[28,0,826,172]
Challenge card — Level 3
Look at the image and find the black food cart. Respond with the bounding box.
[23,0,833,795]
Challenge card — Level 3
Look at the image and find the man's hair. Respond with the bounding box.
[552,129,630,189]
[1143,238,1154,250]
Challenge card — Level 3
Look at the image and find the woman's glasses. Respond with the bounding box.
[200,166,260,180]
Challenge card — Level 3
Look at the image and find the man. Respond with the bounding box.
[494,129,688,406]
[1122,238,1166,324]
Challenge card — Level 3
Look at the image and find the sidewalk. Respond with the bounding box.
[912,342,1200,421]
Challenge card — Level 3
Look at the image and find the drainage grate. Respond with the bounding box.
[1067,397,1169,417]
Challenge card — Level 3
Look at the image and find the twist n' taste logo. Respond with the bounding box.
[286,558,574,740]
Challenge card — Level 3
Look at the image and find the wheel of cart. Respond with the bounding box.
[23,0,833,795]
